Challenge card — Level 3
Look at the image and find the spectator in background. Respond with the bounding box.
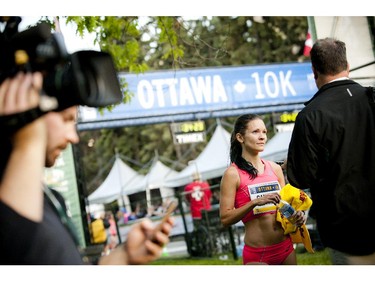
[116,207,129,225]
[152,202,165,217]
[211,189,220,205]
[184,172,212,223]
[90,213,110,246]
[105,211,119,253]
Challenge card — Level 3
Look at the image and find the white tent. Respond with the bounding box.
[123,159,179,209]
[260,130,292,162]
[164,124,231,188]
[124,159,179,195]
[163,124,292,188]
[88,155,144,204]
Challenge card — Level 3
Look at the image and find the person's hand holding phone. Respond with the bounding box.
[152,200,177,240]
[122,200,176,264]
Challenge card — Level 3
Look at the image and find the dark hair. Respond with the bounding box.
[230,114,262,179]
[310,37,348,76]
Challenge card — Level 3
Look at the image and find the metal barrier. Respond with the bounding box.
[185,206,239,260]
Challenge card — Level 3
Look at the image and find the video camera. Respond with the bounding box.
[0,16,122,133]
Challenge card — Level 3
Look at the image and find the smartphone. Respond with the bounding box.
[158,200,178,227]
[151,200,178,242]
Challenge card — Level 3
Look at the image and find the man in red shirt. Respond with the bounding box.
[184,173,212,220]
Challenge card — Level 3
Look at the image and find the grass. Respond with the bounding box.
[295,247,331,265]
[150,245,332,265]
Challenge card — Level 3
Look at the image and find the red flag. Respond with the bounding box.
[303,31,313,57]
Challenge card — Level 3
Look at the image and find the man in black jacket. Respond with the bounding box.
[287,37,375,264]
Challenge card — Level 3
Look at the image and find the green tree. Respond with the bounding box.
[145,16,308,69]
[64,16,308,195]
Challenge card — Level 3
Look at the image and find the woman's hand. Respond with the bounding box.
[255,192,281,206]
[291,210,307,227]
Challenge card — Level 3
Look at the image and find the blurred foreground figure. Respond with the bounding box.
[0,17,174,264]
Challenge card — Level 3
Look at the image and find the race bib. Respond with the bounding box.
[247,181,281,215]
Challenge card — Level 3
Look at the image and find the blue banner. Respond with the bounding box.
[78,62,317,130]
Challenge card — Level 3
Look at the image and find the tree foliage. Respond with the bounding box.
[64,16,308,194]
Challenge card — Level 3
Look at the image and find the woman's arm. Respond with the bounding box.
[220,165,283,227]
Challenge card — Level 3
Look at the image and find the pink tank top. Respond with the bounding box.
[233,160,281,224]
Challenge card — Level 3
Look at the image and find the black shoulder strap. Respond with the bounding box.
[0,106,46,136]
[44,187,80,246]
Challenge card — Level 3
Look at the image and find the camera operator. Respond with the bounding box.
[0,21,174,264]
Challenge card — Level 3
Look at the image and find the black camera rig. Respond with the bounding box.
[0,16,122,134]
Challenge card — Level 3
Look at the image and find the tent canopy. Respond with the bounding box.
[123,159,179,195]
[164,124,231,188]
[89,128,292,202]
[88,156,144,204]
[164,126,292,188]
[260,130,292,162]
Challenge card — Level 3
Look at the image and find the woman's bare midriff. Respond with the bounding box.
[243,212,287,247]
